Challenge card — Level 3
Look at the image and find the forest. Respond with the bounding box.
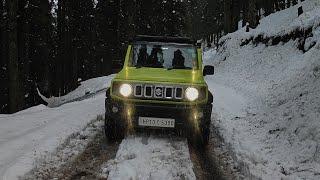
[0,0,301,113]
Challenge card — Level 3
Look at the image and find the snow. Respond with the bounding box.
[220,0,320,45]
[49,0,58,18]
[205,0,320,179]
[38,75,115,107]
[1,1,320,179]
[93,0,98,8]
[102,136,195,180]
[0,76,113,180]
[0,74,197,180]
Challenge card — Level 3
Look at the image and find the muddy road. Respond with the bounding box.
[24,120,237,180]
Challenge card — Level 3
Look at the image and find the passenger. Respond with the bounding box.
[172,49,185,69]
[146,47,162,68]
[137,45,148,66]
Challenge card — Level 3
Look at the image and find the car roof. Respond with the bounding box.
[133,35,196,45]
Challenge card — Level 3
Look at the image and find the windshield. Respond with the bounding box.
[130,42,198,69]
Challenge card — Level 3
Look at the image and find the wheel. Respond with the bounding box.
[104,89,126,142]
[189,120,210,149]
[104,113,125,142]
[189,103,212,149]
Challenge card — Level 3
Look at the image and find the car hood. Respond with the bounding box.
[115,67,205,84]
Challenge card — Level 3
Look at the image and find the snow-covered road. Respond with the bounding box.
[0,56,249,180]
[103,136,196,180]
[1,73,235,180]
[0,94,105,179]
[0,76,114,180]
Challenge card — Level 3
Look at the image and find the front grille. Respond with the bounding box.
[134,84,185,100]
[154,86,164,98]
[175,87,183,99]
[134,85,143,97]
[144,85,153,98]
[165,87,173,99]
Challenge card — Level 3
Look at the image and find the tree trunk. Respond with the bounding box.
[246,0,258,28]
[232,0,240,31]
[264,0,274,16]
[0,0,9,113]
[224,0,232,33]
[8,0,23,113]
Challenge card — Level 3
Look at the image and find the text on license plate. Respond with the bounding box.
[138,117,175,128]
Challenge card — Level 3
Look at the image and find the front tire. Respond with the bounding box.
[105,114,125,142]
[189,119,210,148]
[104,89,126,142]
[189,102,212,148]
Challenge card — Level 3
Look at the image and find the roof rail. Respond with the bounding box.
[133,35,196,44]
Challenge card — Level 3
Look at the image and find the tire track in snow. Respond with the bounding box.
[102,135,196,180]
[23,122,231,180]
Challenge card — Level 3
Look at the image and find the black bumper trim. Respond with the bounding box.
[105,98,212,129]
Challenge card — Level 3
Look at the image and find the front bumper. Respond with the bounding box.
[105,98,212,130]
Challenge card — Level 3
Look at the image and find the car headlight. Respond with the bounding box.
[119,84,133,97]
[185,87,199,101]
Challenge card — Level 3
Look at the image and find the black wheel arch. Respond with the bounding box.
[207,90,213,104]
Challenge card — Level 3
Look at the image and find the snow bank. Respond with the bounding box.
[102,136,195,180]
[0,76,113,180]
[203,48,217,66]
[39,75,114,107]
[206,1,320,179]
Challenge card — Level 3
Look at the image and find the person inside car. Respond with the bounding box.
[137,45,148,66]
[172,49,185,69]
[145,46,163,68]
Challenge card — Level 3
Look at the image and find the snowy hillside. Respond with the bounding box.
[205,0,320,179]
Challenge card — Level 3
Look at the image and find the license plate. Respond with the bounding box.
[138,117,175,128]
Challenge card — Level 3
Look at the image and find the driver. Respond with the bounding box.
[172,49,185,69]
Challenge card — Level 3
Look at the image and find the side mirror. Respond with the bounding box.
[203,65,214,76]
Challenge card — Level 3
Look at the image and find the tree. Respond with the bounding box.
[8,0,23,113]
[263,0,275,16]
[0,0,9,113]
[224,0,232,33]
[96,0,120,74]
[244,0,258,28]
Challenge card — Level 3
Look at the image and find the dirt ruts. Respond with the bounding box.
[23,120,238,180]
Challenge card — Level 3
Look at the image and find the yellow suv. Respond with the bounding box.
[105,36,214,146]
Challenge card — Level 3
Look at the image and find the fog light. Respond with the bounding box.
[112,106,119,113]
[198,112,204,118]
[193,111,204,120]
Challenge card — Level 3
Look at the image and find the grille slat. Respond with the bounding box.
[165,87,173,99]
[133,84,184,100]
[175,87,183,99]
[144,85,153,98]
[134,85,143,97]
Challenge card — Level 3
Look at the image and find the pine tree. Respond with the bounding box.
[0,0,9,113]
[8,0,23,113]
